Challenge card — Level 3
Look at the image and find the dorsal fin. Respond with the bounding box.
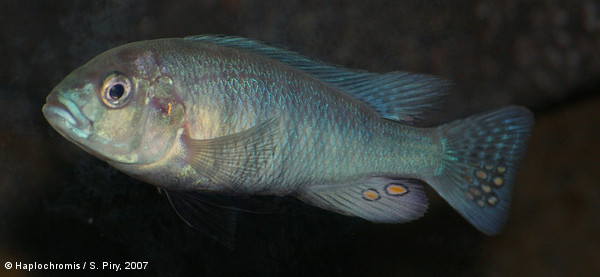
[185,35,451,124]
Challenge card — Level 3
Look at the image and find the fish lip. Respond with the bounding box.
[43,104,78,128]
[43,93,92,139]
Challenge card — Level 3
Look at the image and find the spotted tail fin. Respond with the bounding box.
[428,106,534,235]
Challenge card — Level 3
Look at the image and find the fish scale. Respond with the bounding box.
[43,35,533,247]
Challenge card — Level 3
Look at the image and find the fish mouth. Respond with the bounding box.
[43,93,92,140]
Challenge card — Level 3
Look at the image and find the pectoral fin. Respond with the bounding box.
[298,177,429,223]
[182,118,279,189]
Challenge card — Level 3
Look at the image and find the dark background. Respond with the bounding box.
[1,0,599,276]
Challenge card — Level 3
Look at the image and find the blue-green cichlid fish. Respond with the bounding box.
[43,35,533,246]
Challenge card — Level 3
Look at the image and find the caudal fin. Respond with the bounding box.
[427,106,534,235]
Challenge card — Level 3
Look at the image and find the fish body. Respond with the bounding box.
[43,35,533,245]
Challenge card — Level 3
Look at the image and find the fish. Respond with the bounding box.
[42,35,534,247]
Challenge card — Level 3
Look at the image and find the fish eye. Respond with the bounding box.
[108,84,125,100]
[101,72,132,108]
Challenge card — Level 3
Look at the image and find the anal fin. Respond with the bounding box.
[298,177,429,223]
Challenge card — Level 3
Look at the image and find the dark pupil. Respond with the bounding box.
[109,84,125,100]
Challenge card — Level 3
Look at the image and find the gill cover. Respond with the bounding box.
[92,69,185,165]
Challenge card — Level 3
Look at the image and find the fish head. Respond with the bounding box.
[43,42,185,165]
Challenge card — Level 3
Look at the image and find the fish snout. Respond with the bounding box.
[43,91,92,139]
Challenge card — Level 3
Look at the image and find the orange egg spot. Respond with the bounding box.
[469,187,481,196]
[497,166,506,174]
[493,177,503,186]
[362,189,380,201]
[487,196,499,206]
[475,170,487,179]
[481,184,492,193]
[385,184,408,196]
